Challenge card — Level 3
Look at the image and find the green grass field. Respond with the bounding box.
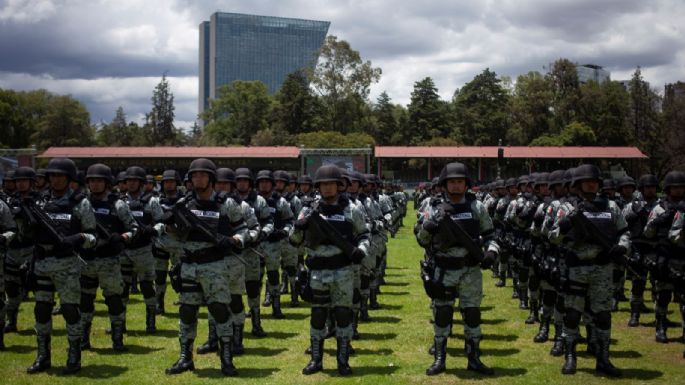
[1,205,684,385]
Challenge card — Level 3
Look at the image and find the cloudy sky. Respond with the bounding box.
[1,0,683,130]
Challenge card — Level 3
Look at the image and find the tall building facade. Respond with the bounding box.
[199,12,330,121]
[576,64,610,84]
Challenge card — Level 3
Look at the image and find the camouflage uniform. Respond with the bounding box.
[153,191,183,314]
[259,190,293,316]
[0,198,17,346]
[281,191,302,302]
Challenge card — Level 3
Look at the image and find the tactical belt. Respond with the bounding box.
[565,251,611,267]
[34,245,73,260]
[306,254,350,270]
[434,256,466,270]
[181,247,224,265]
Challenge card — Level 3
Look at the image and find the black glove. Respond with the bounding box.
[558,217,572,234]
[267,229,288,242]
[61,233,84,249]
[109,232,126,254]
[624,211,638,224]
[651,212,672,227]
[609,245,627,260]
[350,247,366,264]
[217,234,241,251]
[294,217,309,230]
[422,218,440,234]
[481,250,497,269]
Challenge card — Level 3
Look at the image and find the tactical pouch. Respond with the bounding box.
[296,268,313,302]
[169,263,182,293]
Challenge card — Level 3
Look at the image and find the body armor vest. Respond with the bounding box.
[37,192,84,256]
[84,193,125,259]
[266,192,286,230]
[127,193,153,226]
[578,198,618,243]
[184,193,232,242]
[317,197,356,248]
[438,196,481,242]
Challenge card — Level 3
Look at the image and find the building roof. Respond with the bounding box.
[39,147,301,159]
[374,146,648,159]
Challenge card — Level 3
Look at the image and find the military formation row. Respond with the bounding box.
[414,164,685,377]
[0,159,408,376]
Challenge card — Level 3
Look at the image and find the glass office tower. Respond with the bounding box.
[199,12,330,120]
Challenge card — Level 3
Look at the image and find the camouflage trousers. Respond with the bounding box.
[310,265,354,339]
[121,247,156,306]
[179,259,233,342]
[564,263,613,314]
[242,247,263,309]
[80,256,125,325]
[432,265,483,339]
[261,239,285,296]
[34,255,82,339]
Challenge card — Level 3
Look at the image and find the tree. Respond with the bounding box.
[270,70,321,135]
[408,77,453,144]
[146,73,175,145]
[201,81,272,146]
[453,68,509,145]
[308,35,381,133]
[577,80,632,146]
[97,106,138,146]
[506,71,554,145]
[31,94,94,149]
[547,58,580,128]
[295,130,374,148]
[371,91,399,145]
[530,121,596,146]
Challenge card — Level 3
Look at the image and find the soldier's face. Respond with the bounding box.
[621,186,635,198]
[215,181,231,192]
[258,180,273,193]
[538,184,549,196]
[581,180,600,194]
[642,186,657,200]
[299,183,311,193]
[191,172,211,191]
[508,187,518,196]
[275,180,286,191]
[15,179,32,193]
[49,174,68,191]
[319,181,338,199]
[236,179,250,193]
[288,183,297,192]
[163,180,177,193]
[127,179,142,193]
[446,178,467,195]
[88,178,107,194]
[668,186,684,201]
[496,187,506,196]
[118,181,128,192]
[36,176,47,188]
[145,182,154,191]
[348,181,360,194]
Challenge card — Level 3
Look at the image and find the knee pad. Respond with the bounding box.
[631,279,646,294]
[80,293,96,313]
[360,275,370,290]
[656,290,672,308]
[35,301,54,324]
[61,303,80,325]
[353,288,361,304]
[179,304,199,324]
[434,306,454,328]
[229,295,244,314]
[246,280,261,298]
[207,302,230,324]
[266,270,280,286]
[463,307,481,328]
[139,280,155,298]
[564,309,582,329]
[310,307,328,330]
[542,290,557,307]
[334,307,353,328]
[284,266,297,277]
[105,295,125,316]
[80,274,99,290]
[555,296,565,313]
[5,281,21,298]
[155,270,168,285]
[594,311,611,330]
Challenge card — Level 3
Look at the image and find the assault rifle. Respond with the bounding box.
[307,211,356,261]
[19,199,65,245]
[436,214,484,261]
[568,210,614,252]
[172,202,217,244]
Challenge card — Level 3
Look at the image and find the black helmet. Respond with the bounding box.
[126,166,147,181]
[438,162,470,187]
[3,170,15,182]
[14,166,36,180]
[86,163,113,182]
[161,169,181,184]
[117,171,128,183]
[505,177,517,188]
[602,178,617,191]
[517,175,530,187]
[216,168,236,183]
[255,170,274,183]
[618,176,636,188]
[340,169,352,185]
[146,174,155,183]
[638,174,659,190]
[548,170,565,187]
[188,158,217,178]
[563,168,575,187]
[493,179,504,189]
[663,170,685,191]
[45,157,77,180]
[288,172,297,184]
[35,168,46,178]
[273,170,290,183]
[571,164,602,186]
[534,172,550,187]
[348,171,363,184]
[298,175,313,185]
[74,170,86,186]
[314,165,342,186]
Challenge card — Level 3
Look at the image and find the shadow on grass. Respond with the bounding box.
[273,312,309,320]
[361,332,398,340]
[18,329,66,337]
[2,344,35,353]
[256,331,298,339]
[194,367,280,378]
[480,306,494,312]
[386,266,408,271]
[246,347,287,356]
[379,291,410,296]
[577,368,663,380]
[448,367,527,378]
[70,364,129,378]
[452,333,518,342]
[453,318,506,325]
[370,304,403,310]
[382,282,409,287]
[370,316,402,324]
[349,365,400,376]
[447,347,520,357]
[351,348,393,355]
[91,344,163,355]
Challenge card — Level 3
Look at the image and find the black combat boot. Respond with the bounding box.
[585,324,597,355]
[561,336,577,375]
[27,334,51,374]
[111,320,128,352]
[550,324,564,356]
[219,338,238,376]
[262,289,272,307]
[336,336,353,375]
[302,337,324,375]
[466,338,494,375]
[166,339,195,374]
[62,338,82,374]
[155,290,165,315]
[80,322,92,350]
[250,307,267,337]
[145,305,157,334]
[595,332,622,377]
[656,313,668,343]
[495,272,506,287]
[232,324,244,355]
[352,311,360,340]
[197,319,218,354]
[518,289,529,309]
[628,303,640,327]
[4,309,18,333]
[280,271,289,294]
[512,278,519,298]
[526,300,539,324]
[533,313,550,343]
[360,296,371,321]
[426,336,446,375]
[272,294,285,319]
[369,290,380,309]
[0,322,5,350]
[290,280,299,307]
